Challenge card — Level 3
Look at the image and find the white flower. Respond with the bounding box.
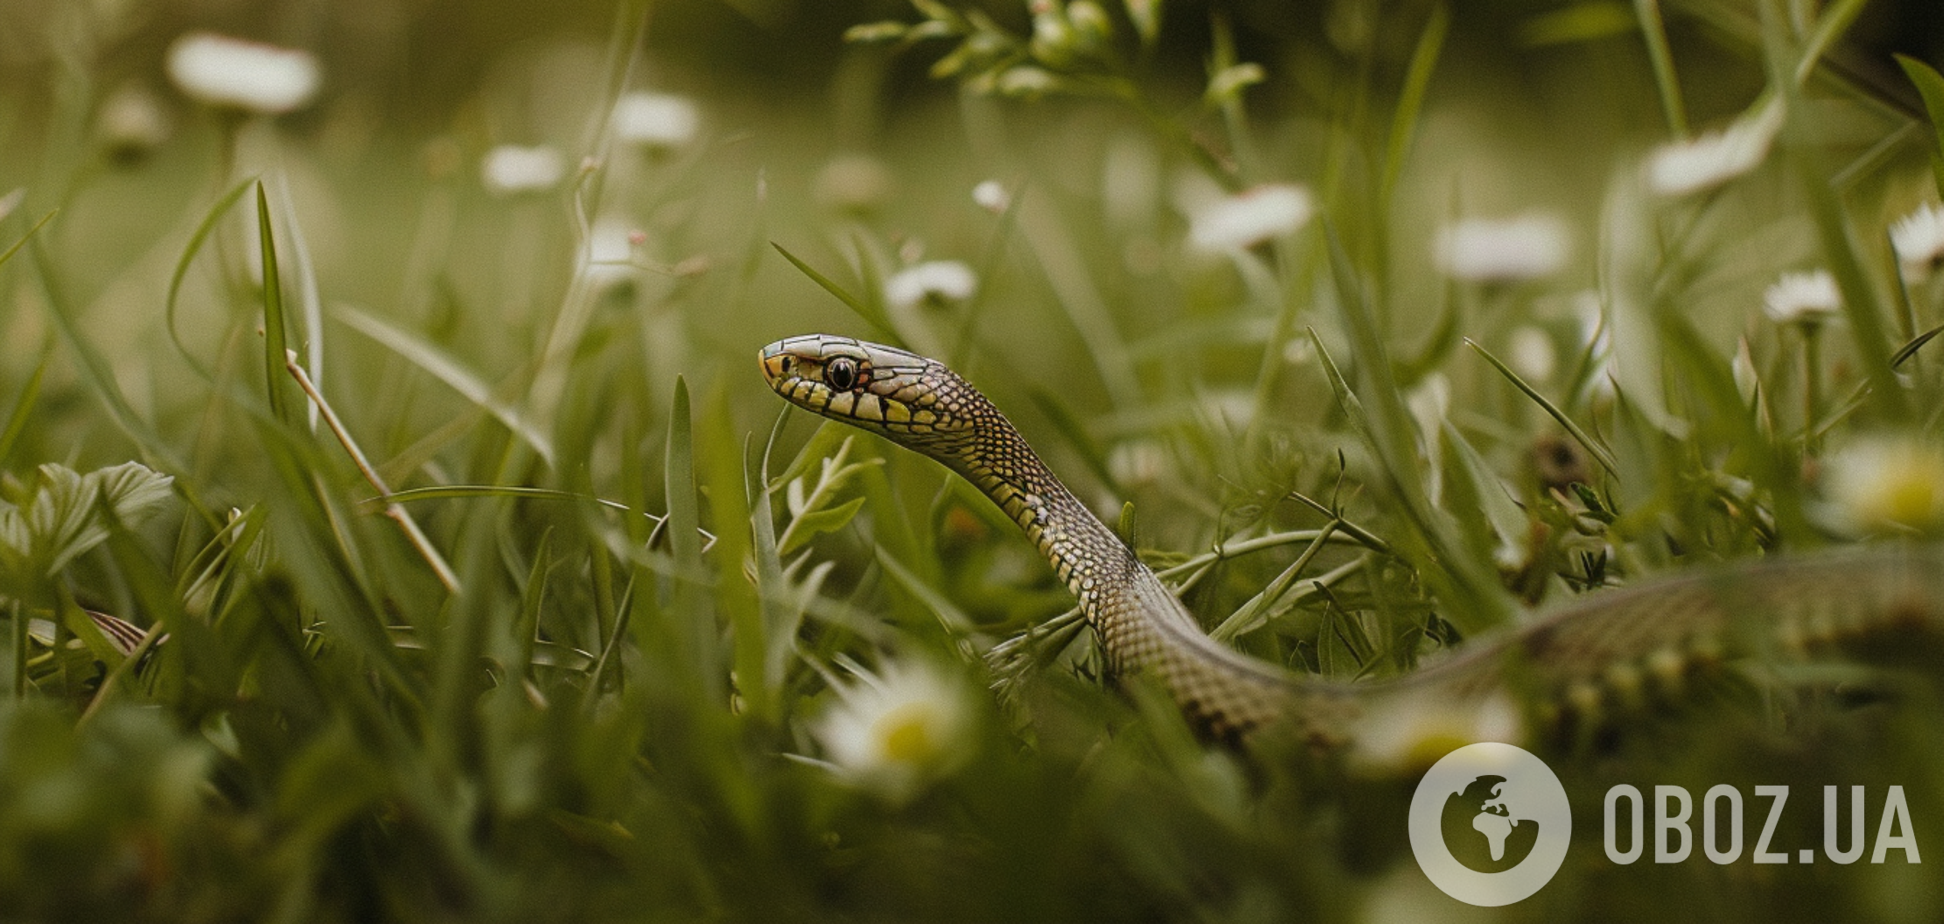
[612,91,699,149]
[1645,96,1785,196]
[1890,202,1944,279]
[165,32,320,115]
[1507,325,1557,381]
[971,179,1011,213]
[97,84,172,158]
[1353,690,1524,774]
[1824,436,1944,534]
[579,218,640,288]
[815,153,893,211]
[481,144,566,196]
[884,260,978,310]
[1434,213,1570,282]
[813,660,974,802]
[1107,439,1168,486]
[1202,390,1256,428]
[1187,183,1314,252]
[1282,335,1315,365]
[1762,269,1841,325]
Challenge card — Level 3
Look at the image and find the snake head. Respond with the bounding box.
[760,335,970,437]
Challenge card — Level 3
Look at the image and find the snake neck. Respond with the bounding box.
[912,384,1315,740]
[928,399,1155,628]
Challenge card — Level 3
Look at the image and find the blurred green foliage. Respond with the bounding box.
[0,0,1942,921]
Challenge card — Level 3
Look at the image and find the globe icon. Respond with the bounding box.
[1439,774,1542,873]
[1410,743,1572,906]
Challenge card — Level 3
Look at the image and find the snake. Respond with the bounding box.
[760,334,1944,751]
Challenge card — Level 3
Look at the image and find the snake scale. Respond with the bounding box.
[761,334,1944,751]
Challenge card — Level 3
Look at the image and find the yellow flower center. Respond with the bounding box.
[876,705,938,765]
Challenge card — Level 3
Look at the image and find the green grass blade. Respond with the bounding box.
[1632,0,1688,136]
[29,239,186,473]
[1465,337,1618,476]
[699,384,770,720]
[1795,0,1868,86]
[1763,5,1906,421]
[1321,226,1509,630]
[272,177,327,432]
[256,183,293,423]
[771,240,894,336]
[0,343,49,466]
[0,207,56,270]
[1891,323,1944,368]
[1379,2,1448,210]
[1895,54,1944,199]
[662,375,721,703]
[337,304,557,466]
[165,178,254,380]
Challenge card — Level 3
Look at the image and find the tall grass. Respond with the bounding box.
[0,1,1941,920]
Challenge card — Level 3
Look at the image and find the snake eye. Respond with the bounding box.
[826,357,859,391]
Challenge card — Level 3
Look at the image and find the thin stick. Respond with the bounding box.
[286,350,461,593]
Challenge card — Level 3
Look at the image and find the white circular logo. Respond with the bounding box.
[1408,742,1572,906]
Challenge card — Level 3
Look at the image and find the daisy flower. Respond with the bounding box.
[481,145,566,196]
[1187,183,1314,252]
[166,32,320,115]
[1352,690,1524,775]
[612,91,700,149]
[885,261,978,311]
[1890,202,1944,279]
[1761,270,1840,326]
[1645,97,1784,197]
[971,180,1011,213]
[1824,436,1944,534]
[1434,213,1570,282]
[813,660,976,802]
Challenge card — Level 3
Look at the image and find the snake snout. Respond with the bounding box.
[758,340,799,390]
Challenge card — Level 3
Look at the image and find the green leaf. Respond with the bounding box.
[1796,0,1869,85]
[0,345,48,466]
[1631,0,1688,136]
[770,241,895,337]
[778,496,866,557]
[91,461,178,523]
[1892,323,1944,368]
[1465,338,1618,477]
[844,21,908,43]
[0,207,55,271]
[666,377,702,570]
[662,375,720,700]
[1204,62,1264,106]
[166,178,254,380]
[1124,0,1159,47]
[256,182,292,423]
[751,414,803,714]
[1380,2,1448,210]
[31,237,183,469]
[23,465,90,563]
[1440,421,1530,560]
[1321,227,1509,631]
[337,304,557,466]
[1519,2,1634,46]
[1895,54,1944,200]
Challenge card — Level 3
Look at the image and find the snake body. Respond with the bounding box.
[761,334,1944,749]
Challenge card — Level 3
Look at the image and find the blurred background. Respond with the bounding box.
[2,1,1942,921]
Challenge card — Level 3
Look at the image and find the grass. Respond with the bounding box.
[1,0,1943,920]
